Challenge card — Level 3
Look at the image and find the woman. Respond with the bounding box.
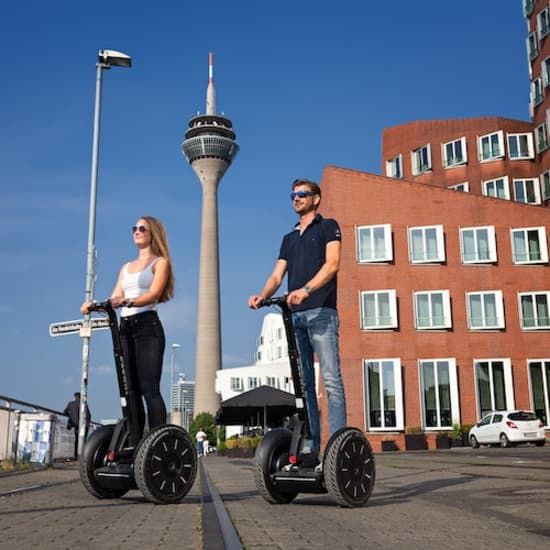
[81,215,174,437]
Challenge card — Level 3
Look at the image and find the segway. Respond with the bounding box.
[253,296,375,507]
[79,300,197,504]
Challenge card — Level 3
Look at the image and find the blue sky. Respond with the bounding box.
[0,1,529,420]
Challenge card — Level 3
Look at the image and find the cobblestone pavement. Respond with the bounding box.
[201,446,550,550]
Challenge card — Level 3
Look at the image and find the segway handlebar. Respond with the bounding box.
[87,299,115,313]
[259,295,288,308]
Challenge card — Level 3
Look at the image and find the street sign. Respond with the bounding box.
[49,318,110,337]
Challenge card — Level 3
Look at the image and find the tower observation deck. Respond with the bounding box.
[181,53,239,417]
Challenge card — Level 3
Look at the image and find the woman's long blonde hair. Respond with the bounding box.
[142,215,174,302]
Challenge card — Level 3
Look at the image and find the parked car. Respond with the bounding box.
[469,410,546,448]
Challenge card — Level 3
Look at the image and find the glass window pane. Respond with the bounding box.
[368,363,381,427]
[437,361,452,426]
[425,228,438,259]
[477,363,492,417]
[382,361,396,427]
[536,294,549,327]
[484,294,497,326]
[462,229,475,261]
[417,294,429,327]
[364,294,376,327]
[527,230,541,261]
[470,295,482,327]
[431,293,444,325]
[513,231,526,262]
[530,362,546,424]
[492,363,506,410]
[411,229,423,261]
[422,362,437,427]
[521,295,535,328]
[359,228,372,260]
[373,227,385,259]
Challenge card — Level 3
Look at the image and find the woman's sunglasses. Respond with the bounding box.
[132,225,149,234]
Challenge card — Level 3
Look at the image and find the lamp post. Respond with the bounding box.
[170,344,182,415]
[79,49,131,458]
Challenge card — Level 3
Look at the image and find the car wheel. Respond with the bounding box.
[470,435,480,449]
[500,433,511,448]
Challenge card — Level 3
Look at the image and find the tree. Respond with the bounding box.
[190,412,216,444]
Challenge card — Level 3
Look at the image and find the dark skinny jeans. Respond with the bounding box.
[119,310,167,437]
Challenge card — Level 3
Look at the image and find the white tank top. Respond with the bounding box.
[120,258,161,317]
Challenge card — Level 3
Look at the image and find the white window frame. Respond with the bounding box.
[385,154,403,179]
[507,133,534,159]
[364,358,404,431]
[356,224,393,263]
[513,178,541,204]
[248,376,259,390]
[482,176,510,200]
[532,76,544,106]
[538,6,550,40]
[442,137,467,168]
[411,144,432,175]
[408,225,445,263]
[541,170,550,200]
[528,359,550,427]
[360,290,398,330]
[459,226,497,264]
[527,31,539,61]
[478,131,504,162]
[419,358,460,430]
[474,359,515,418]
[510,227,549,264]
[466,291,505,330]
[448,181,469,192]
[518,292,550,329]
[535,122,549,153]
[413,290,452,329]
[230,377,243,391]
[543,57,550,87]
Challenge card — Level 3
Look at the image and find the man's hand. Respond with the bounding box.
[287,288,309,306]
[248,295,265,309]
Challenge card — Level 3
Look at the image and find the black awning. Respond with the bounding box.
[215,385,296,426]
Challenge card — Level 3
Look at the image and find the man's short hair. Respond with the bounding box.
[292,178,321,198]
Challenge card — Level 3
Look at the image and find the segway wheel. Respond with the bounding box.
[134,424,197,504]
[80,426,129,499]
[324,427,375,508]
[253,428,297,504]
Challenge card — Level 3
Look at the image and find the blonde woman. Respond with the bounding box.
[82,215,174,436]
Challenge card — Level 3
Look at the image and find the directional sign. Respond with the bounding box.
[49,318,110,337]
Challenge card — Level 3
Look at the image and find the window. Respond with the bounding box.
[543,58,550,87]
[248,376,259,390]
[535,122,549,153]
[414,291,452,329]
[478,131,504,162]
[513,178,541,204]
[532,76,544,106]
[507,133,534,159]
[523,0,534,17]
[482,176,510,200]
[411,144,432,175]
[356,224,393,263]
[527,31,539,61]
[541,170,550,200]
[538,6,550,40]
[408,225,445,263]
[511,227,549,264]
[466,291,505,329]
[460,226,497,263]
[360,290,398,329]
[475,359,514,418]
[276,327,283,340]
[419,359,460,429]
[266,376,278,388]
[528,360,550,426]
[519,292,550,329]
[448,182,469,192]
[230,377,243,391]
[364,358,403,430]
[386,154,403,178]
[442,137,467,168]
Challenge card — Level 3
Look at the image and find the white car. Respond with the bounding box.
[469,410,547,448]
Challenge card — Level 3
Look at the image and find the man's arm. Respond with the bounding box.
[287,240,341,306]
[248,259,288,309]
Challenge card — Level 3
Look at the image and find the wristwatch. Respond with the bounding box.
[124,299,134,308]
[303,285,313,295]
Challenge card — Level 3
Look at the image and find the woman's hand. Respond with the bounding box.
[80,301,93,315]
[110,296,126,309]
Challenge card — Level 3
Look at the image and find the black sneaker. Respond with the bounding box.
[299,452,320,469]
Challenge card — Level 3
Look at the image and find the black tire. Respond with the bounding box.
[324,427,375,508]
[500,433,511,448]
[79,426,129,499]
[535,440,546,447]
[470,435,480,449]
[134,424,197,504]
[253,428,297,504]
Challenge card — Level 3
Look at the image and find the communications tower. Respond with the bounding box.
[181,53,239,416]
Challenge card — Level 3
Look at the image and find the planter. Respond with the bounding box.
[404,433,427,451]
[451,438,464,447]
[436,436,452,449]
[381,440,398,452]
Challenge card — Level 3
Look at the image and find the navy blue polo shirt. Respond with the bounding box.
[278,214,341,312]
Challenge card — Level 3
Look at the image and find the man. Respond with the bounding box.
[195,427,207,457]
[63,392,90,459]
[248,178,346,465]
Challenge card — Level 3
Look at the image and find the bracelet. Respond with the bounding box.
[303,285,313,295]
[124,299,134,308]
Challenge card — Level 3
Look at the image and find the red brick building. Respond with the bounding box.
[316,1,550,451]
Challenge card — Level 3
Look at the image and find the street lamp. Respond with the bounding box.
[79,49,131,458]
[170,344,182,414]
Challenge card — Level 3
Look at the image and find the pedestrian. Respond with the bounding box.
[63,392,90,459]
[81,216,174,439]
[195,427,207,457]
[248,178,347,466]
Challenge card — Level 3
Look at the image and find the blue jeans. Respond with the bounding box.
[292,307,347,453]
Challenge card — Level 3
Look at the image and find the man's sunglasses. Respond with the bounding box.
[290,190,316,200]
[132,225,149,234]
